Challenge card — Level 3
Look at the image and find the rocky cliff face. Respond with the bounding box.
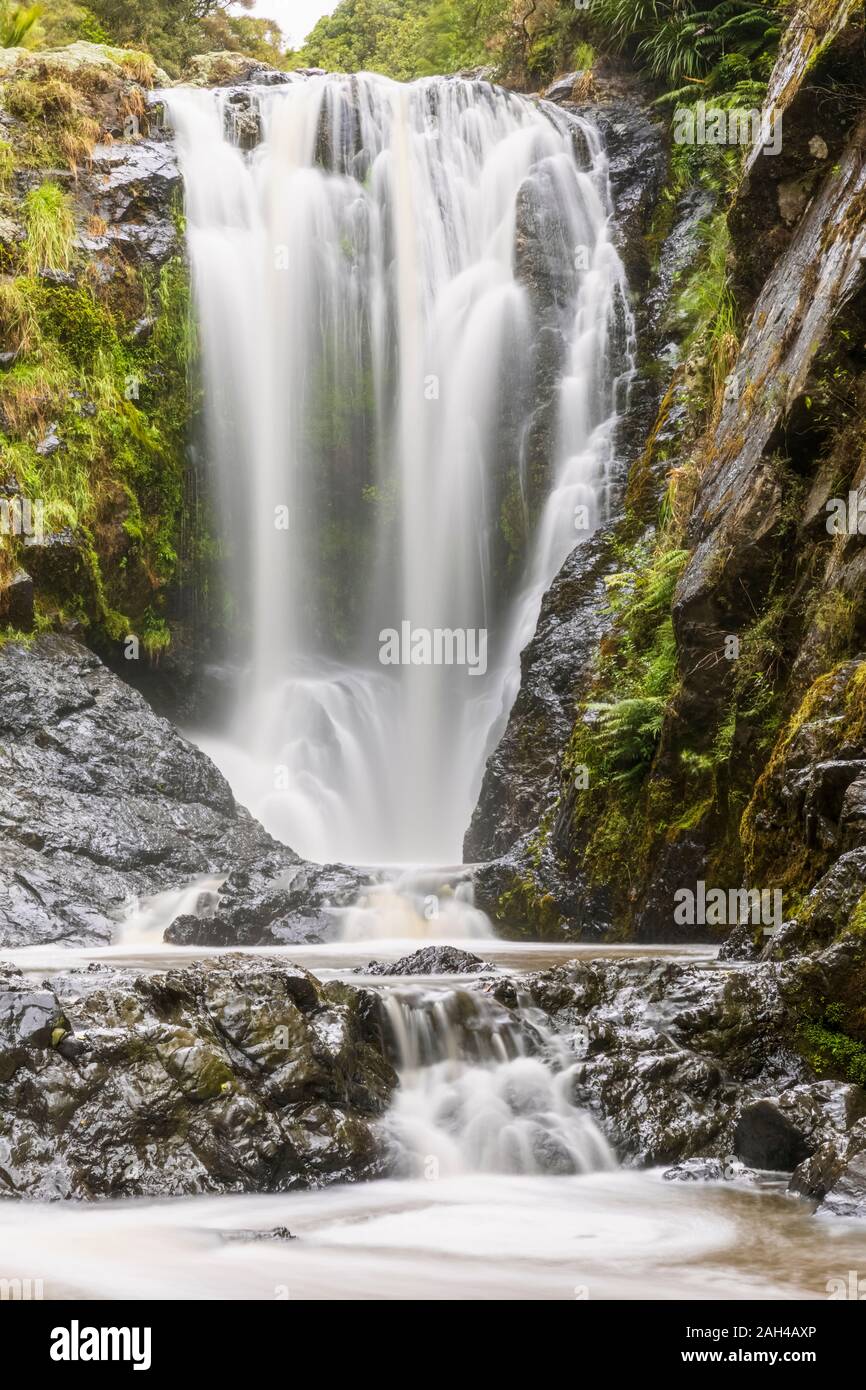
[0,42,198,687]
[472,0,866,957]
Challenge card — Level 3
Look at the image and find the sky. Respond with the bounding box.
[242,0,338,49]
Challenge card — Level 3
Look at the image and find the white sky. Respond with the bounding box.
[239,1,338,49]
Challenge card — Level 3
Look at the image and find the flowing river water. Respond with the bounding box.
[2,907,865,1300]
[2,73,865,1301]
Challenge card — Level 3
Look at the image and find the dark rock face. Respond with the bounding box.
[0,569,33,631]
[465,534,619,862]
[0,956,397,1198]
[576,97,667,296]
[734,1099,812,1170]
[356,946,492,976]
[495,955,806,1165]
[83,137,181,268]
[0,637,292,948]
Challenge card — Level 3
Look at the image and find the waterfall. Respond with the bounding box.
[382,985,616,1176]
[164,73,632,865]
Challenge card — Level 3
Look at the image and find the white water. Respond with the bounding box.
[164,73,631,864]
[383,986,616,1177]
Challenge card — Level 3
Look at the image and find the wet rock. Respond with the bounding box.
[662,1157,767,1184]
[543,72,585,104]
[131,316,155,344]
[791,1116,866,1216]
[494,954,812,1165]
[822,1146,866,1218]
[0,636,293,948]
[35,424,62,457]
[165,857,381,948]
[0,956,397,1198]
[356,946,493,976]
[576,94,667,294]
[85,139,181,268]
[21,528,82,592]
[734,1099,812,1170]
[466,532,620,863]
[0,569,34,631]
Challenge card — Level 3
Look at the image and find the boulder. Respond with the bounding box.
[0,956,397,1198]
[0,636,294,948]
[356,946,493,976]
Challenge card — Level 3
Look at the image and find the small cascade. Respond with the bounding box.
[336,866,493,940]
[382,985,616,1177]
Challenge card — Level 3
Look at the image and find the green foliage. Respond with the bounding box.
[592,0,781,88]
[296,0,582,85]
[571,542,688,788]
[675,211,739,402]
[22,180,74,274]
[0,254,194,651]
[801,1015,866,1087]
[80,0,279,75]
[0,1,42,48]
[0,137,13,189]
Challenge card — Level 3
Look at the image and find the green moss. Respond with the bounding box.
[0,138,13,190]
[801,1019,866,1087]
[2,73,100,170]
[0,253,196,655]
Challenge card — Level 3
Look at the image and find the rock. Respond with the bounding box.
[662,1157,765,1184]
[0,569,34,631]
[131,316,155,343]
[356,947,493,976]
[790,1115,866,1215]
[35,424,62,456]
[221,1226,295,1243]
[182,52,293,88]
[734,1099,812,1170]
[577,94,667,294]
[493,954,812,1165]
[543,72,585,104]
[37,269,77,288]
[822,1147,866,1218]
[84,138,181,268]
[21,528,82,592]
[165,857,381,948]
[0,636,295,948]
[0,956,397,1198]
[465,532,620,862]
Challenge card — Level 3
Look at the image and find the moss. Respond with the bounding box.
[741,661,866,903]
[2,72,100,171]
[801,1019,866,1087]
[0,253,196,655]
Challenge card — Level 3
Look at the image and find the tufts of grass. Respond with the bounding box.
[22,181,75,275]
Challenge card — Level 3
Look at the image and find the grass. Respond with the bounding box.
[22,181,75,275]
[676,211,739,407]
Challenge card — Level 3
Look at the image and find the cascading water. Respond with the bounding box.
[164,73,632,866]
[382,986,616,1177]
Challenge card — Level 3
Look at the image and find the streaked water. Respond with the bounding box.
[164,73,632,864]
